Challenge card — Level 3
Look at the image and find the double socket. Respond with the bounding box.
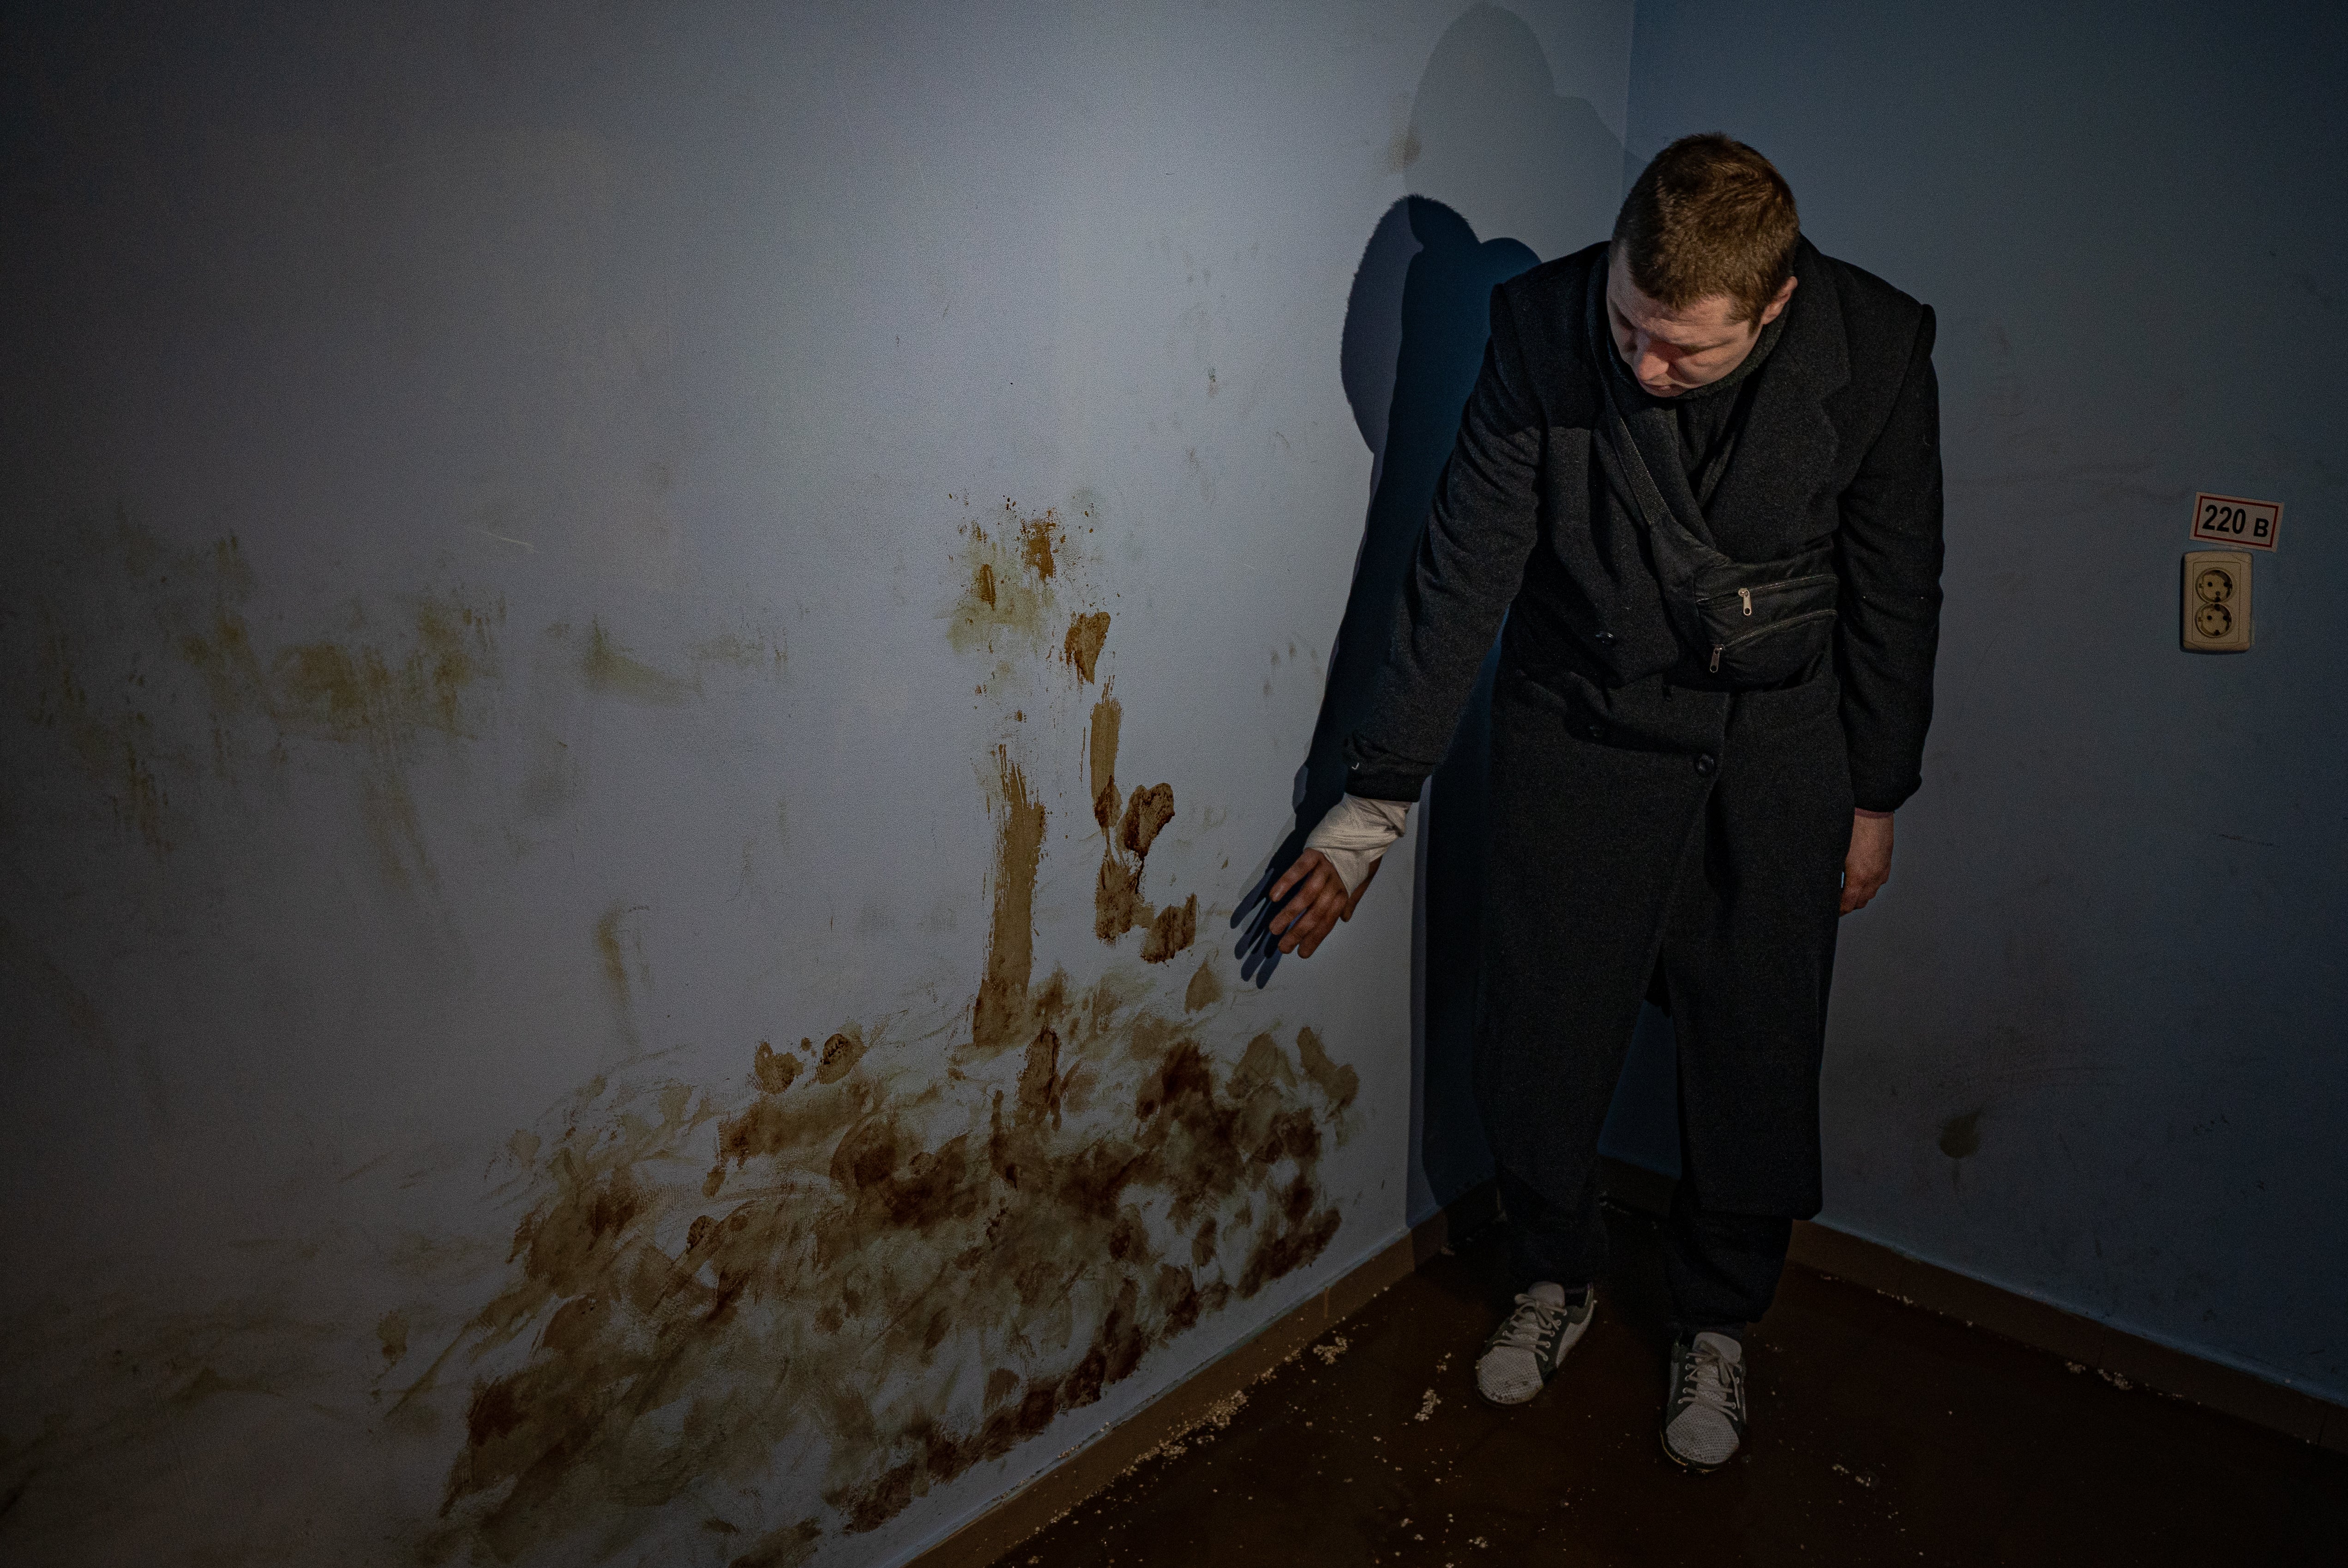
[2182,549,2252,653]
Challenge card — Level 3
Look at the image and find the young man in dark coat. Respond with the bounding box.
[1259,134,1943,1469]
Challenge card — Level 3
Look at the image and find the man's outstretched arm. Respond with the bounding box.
[1265,284,1549,955]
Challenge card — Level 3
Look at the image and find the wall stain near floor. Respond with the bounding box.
[421,751,1347,1562]
[418,505,1346,1562]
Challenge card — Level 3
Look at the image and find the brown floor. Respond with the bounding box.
[1003,1196,2345,1566]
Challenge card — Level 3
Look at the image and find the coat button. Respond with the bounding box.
[1693,753,1717,777]
[1585,722,1605,741]
[1593,629,1617,646]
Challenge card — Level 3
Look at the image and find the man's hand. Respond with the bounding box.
[1265,849,1382,957]
[1841,811,1893,914]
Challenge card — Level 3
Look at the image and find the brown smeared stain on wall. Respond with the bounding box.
[973,751,1045,1055]
[1297,1026,1361,1145]
[1140,896,1198,964]
[430,952,1342,1559]
[1089,690,1123,832]
[1120,784,1176,859]
[1083,666,1193,961]
[1184,959,1224,1014]
[1094,857,1144,943]
[753,1041,801,1093]
[408,498,1335,1558]
[947,502,1076,657]
[425,537,1344,1554]
[1063,611,1111,682]
[582,619,697,704]
[1020,515,1058,581]
[814,1026,867,1085]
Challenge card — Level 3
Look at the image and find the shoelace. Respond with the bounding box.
[1491,1293,1567,1353]
[1678,1344,1746,1418]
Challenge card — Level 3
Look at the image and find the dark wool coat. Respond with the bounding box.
[1347,237,1944,1220]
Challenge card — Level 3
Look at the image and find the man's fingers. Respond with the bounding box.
[1267,849,1327,907]
[1278,877,1347,955]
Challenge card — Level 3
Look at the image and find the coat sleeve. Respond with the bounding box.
[1342,285,1548,802]
[1834,305,1944,813]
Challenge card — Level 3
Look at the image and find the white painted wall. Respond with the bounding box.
[0,4,1632,1563]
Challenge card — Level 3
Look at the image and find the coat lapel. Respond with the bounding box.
[1704,237,1850,555]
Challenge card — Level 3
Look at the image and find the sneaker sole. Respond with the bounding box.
[1475,1377,1545,1408]
[1657,1426,1735,1472]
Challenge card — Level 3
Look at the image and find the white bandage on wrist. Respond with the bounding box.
[1302,794,1411,896]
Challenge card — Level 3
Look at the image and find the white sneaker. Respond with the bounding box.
[1474,1283,1595,1406]
[1660,1331,1748,1470]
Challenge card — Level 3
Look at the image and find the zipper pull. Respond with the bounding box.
[1738,587,1754,617]
[1710,644,1723,673]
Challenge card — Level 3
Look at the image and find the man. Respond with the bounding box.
[1258,134,1941,1470]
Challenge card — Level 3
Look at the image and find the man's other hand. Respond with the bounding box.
[1266,849,1381,957]
[1841,811,1893,914]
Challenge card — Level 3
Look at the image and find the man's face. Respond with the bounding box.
[1604,249,1796,397]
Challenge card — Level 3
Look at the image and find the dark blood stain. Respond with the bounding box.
[973,561,997,608]
[1939,1108,1984,1159]
[426,739,1347,1561]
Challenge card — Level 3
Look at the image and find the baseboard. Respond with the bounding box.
[1785,1216,2348,1455]
[1591,1157,2346,1454]
[901,1182,1501,1568]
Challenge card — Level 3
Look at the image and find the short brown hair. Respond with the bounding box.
[1612,133,1800,323]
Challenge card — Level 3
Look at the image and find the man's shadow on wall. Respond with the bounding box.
[1250,5,1684,1219]
[1301,194,1534,1212]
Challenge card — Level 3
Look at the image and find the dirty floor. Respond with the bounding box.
[1001,1192,2345,1566]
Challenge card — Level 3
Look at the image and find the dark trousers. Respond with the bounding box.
[1497,1162,1792,1333]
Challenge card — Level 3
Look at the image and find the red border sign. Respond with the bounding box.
[2190,493,2281,551]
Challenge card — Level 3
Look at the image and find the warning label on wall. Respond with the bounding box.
[2190,493,2281,551]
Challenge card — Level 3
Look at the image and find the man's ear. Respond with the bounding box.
[1757,272,1799,328]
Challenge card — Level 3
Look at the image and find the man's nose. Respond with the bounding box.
[1636,341,1673,383]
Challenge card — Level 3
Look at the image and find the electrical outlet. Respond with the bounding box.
[2182,550,2252,653]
